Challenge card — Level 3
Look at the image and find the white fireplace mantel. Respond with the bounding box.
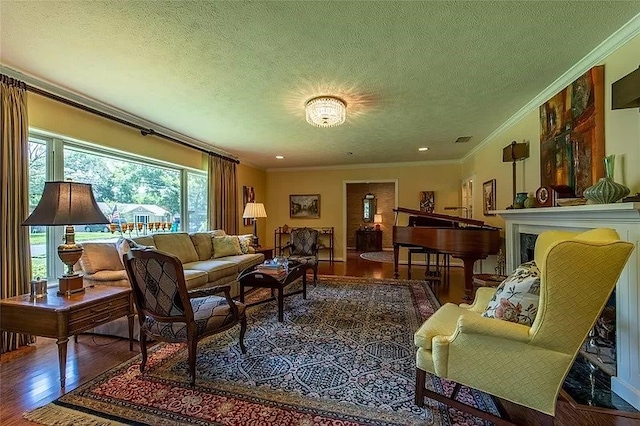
[494,203,640,410]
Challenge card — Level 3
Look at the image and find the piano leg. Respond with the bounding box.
[459,256,478,301]
[393,244,400,278]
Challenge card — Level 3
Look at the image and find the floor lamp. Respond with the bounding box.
[242,202,267,247]
[502,141,530,203]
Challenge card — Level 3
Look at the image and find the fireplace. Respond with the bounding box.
[496,203,640,410]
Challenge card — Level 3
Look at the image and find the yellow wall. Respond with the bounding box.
[266,162,462,260]
[28,92,270,236]
[237,163,268,243]
[462,33,640,230]
[28,93,206,170]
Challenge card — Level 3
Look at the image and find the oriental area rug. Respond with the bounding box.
[25,276,499,426]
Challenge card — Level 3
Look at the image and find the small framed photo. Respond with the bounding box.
[483,179,496,216]
[290,194,320,218]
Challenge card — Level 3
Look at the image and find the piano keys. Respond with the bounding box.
[392,207,501,300]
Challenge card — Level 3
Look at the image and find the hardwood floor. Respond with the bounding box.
[1,250,636,425]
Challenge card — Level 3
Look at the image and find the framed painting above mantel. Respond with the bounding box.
[539,65,605,196]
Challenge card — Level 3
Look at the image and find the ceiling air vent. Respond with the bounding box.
[454,136,472,144]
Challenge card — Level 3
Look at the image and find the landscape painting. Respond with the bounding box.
[289,194,320,218]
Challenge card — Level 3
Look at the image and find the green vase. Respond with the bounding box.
[583,155,630,204]
[513,192,528,209]
[524,193,536,208]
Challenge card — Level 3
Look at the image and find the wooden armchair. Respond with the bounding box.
[279,227,319,284]
[124,247,247,386]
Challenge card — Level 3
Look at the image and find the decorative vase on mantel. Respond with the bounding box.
[583,155,630,204]
[513,192,528,209]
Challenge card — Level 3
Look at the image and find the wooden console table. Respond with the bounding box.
[356,229,382,252]
[0,285,134,387]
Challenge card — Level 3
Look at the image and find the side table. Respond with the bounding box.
[0,285,134,387]
[254,246,274,260]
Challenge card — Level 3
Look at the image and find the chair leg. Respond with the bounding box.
[415,368,426,407]
[188,339,198,386]
[139,333,148,373]
[313,264,318,285]
[239,316,247,354]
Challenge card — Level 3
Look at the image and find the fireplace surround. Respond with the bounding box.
[495,203,640,410]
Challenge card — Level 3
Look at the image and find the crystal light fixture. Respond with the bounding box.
[305,96,347,127]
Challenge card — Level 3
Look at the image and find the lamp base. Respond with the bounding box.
[58,275,84,296]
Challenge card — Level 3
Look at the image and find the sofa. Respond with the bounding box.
[76,230,264,338]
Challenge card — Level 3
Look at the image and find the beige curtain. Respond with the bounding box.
[1,75,35,352]
[207,154,238,234]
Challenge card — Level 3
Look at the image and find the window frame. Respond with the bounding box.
[27,130,207,282]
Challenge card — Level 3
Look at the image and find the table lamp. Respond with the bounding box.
[374,213,383,231]
[502,141,530,202]
[22,181,109,295]
[242,202,267,247]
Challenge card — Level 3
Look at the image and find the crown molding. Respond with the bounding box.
[462,12,640,163]
[266,159,461,173]
[0,64,237,160]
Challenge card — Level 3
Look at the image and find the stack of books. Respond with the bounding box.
[255,263,287,279]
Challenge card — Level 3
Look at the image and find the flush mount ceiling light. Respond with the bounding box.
[418,147,429,151]
[305,96,346,128]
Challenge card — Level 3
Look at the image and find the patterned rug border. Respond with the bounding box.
[25,275,498,426]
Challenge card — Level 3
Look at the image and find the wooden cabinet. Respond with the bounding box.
[274,227,334,262]
[356,230,382,252]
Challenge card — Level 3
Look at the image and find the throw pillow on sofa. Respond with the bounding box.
[212,235,243,258]
[482,261,540,326]
[238,234,254,254]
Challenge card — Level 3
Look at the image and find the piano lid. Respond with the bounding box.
[393,207,499,230]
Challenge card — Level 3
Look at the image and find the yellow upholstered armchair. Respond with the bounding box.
[414,228,634,425]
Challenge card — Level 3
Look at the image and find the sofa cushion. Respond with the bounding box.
[80,242,124,274]
[184,259,238,283]
[83,269,129,286]
[190,232,214,260]
[183,269,209,290]
[130,235,155,247]
[116,237,157,267]
[238,234,254,254]
[216,253,265,273]
[482,261,540,326]
[212,236,243,258]
[212,229,227,237]
[153,233,199,264]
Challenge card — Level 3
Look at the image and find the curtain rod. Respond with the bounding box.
[23,82,240,164]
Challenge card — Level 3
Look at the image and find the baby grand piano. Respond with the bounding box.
[392,207,501,300]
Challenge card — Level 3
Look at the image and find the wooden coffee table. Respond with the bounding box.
[0,285,134,387]
[238,262,311,322]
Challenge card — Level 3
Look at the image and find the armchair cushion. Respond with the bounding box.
[482,261,540,326]
[144,295,246,340]
[212,235,243,258]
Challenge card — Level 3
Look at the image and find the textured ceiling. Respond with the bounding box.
[1,1,639,169]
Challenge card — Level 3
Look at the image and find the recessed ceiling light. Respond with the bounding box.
[418,147,429,152]
[275,155,284,159]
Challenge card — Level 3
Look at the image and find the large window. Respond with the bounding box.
[27,134,207,281]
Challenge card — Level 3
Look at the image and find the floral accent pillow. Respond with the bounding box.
[212,235,243,258]
[482,261,540,326]
[237,234,253,254]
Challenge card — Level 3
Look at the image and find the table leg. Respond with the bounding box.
[239,283,245,303]
[57,337,68,387]
[408,251,413,279]
[303,272,307,299]
[278,286,284,322]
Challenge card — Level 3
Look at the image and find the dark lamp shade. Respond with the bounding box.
[22,181,109,226]
[612,66,640,110]
[502,142,530,162]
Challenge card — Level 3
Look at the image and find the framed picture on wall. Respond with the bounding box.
[419,191,435,213]
[483,179,496,216]
[243,186,255,226]
[290,194,320,218]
